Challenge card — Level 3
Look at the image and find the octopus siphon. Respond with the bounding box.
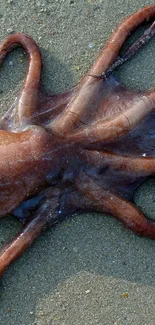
[0,5,155,276]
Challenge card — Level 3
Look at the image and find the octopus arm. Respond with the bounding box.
[75,172,155,238]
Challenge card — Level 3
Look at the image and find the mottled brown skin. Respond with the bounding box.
[0,6,155,277]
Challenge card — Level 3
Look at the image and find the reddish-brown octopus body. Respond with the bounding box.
[0,5,155,276]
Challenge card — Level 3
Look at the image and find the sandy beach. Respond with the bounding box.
[0,1,155,324]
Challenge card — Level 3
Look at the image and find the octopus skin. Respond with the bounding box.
[0,5,155,276]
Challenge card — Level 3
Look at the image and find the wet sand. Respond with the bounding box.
[0,1,155,324]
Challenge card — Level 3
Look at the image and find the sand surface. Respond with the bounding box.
[0,1,155,324]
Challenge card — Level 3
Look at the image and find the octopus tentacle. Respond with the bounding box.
[76,172,155,238]
[146,85,155,102]
[87,5,155,77]
[85,150,155,177]
[100,21,155,80]
[0,33,42,128]
[52,5,155,136]
[0,192,61,276]
[68,94,155,145]
[0,212,47,277]
[0,185,95,276]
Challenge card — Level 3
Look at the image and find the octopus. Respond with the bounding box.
[0,5,155,277]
